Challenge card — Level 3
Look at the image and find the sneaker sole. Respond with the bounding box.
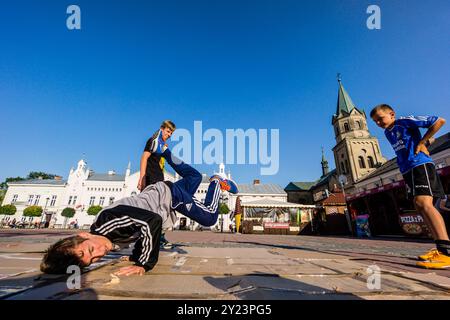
[416,263,450,269]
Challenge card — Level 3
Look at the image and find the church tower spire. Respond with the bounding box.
[331,76,386,185]
[336,76,357,116]
[321,147,329,177]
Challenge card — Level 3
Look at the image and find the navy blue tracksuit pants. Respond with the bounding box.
[162,149,221,227]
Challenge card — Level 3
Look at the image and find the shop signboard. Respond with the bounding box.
[399,211,432,238]
[264,222,290,229]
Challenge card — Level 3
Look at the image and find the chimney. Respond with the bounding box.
[253,179,260,185]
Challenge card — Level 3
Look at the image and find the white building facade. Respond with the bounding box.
[2,160,289,232]
[2,159,175,228]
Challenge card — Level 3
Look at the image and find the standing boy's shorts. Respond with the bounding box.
[402,163,444,198]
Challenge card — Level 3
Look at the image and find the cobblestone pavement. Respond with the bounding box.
[1,229,449,300]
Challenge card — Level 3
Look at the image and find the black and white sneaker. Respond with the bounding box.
[149,130,167,154]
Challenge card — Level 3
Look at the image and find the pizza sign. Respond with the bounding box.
[400,215,424,224]
[399,213,431,237]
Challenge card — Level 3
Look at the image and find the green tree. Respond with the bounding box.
[61,207,76,218]
[61,207,76,229]
[23,206,43,217]
[0,177,26,190]
[0,204,17,217]
[0,172,59,190]
[219,203,230,215]
[87,205,102,216]
[27,172,57,180]
[0,190,6,205]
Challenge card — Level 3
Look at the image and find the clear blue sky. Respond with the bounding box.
[1,0,449,186]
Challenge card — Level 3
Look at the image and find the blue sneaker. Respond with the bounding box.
[210,174,239,194]
[160,233,173,249]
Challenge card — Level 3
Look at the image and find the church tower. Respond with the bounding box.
[331,77,386,185]
[321,147,329,177]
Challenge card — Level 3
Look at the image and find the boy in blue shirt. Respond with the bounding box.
[138,120,176,249]
[371,104,449,269]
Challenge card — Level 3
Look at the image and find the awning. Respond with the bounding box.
[241,199,315,208]
[437,165,450,177]
[347,180,406,201]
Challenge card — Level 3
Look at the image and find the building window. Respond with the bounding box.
[356,121,362,129]
[344,122,350,132]
[99,197,105,206]
[34,195,40,205]
[358,156,366,169]
[340,162,345,173]
[73,196,77,205]
[345,159,350,173]
[50,195,57,206]
[68,196,73,205]
[89,196,95,206]
[368,156,375,168]
[109,197,115,205]
[335,126,339,135]
[11,194,18,204]
[28,195,34,205]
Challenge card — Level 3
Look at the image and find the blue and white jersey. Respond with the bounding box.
[384,115,438,174]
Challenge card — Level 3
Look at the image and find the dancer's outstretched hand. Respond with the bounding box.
[114,265,145,276]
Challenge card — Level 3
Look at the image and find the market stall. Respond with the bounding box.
[240,199,316,235]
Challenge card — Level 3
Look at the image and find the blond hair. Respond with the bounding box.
[160,120,176,131]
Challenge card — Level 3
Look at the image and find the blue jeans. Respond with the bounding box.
[162,149,221,227]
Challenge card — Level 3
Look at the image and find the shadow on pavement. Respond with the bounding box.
[0,271,99,300]
[203,272,363,300]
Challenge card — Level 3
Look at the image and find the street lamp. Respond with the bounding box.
[338,175,353,236]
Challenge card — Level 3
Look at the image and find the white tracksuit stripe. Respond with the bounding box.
[96,217,154,266]
[99,220,135,236]
[424,164,433,196]
[95,216,129,234]
[193,182,220,213]
[128,218,153,264]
